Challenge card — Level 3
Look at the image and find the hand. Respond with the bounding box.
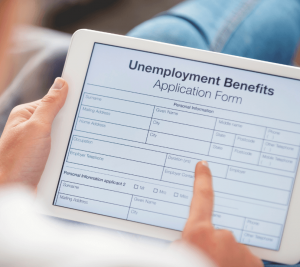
[0,78,68,190]
[180,161,263,267]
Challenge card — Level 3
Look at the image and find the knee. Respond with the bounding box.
[127,15,208,50]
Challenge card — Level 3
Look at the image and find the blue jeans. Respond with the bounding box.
[128,0,300,66]
[128,0,300,266]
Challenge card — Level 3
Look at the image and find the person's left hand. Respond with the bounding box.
[0,78,68,190]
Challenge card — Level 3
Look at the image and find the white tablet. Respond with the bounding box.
[36,29,300,264]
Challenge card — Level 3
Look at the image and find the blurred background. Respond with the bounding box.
[0,0,184,133]
[0,0,299,134]
[40,0,183,35]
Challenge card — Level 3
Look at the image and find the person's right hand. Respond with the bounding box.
[180,161,263,267]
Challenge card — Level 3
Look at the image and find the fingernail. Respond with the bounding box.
[201,160,209,167]
[52,78,65,90]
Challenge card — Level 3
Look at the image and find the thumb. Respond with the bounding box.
[31,78,68,125]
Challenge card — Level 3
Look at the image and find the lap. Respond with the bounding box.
[127,0,300,65]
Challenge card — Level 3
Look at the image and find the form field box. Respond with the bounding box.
[213,212,245,229]
[161,168,194,187]
[259,153,296,171]
[226,166,292,190]
[215,119,265,139]
[68,149,163,180]
[82,93,154,117]
[71,136,166,166]
[243,219,281,237]
[79,106,151,129]
[146,131,210,155]
[241,231,279,250]
[213,177,289,204]
[234,135,263,151]
[59,181,132,206]
[153,107,216,129]
[130,196,189,218]
[149,119,213,142]
[127,208,186,231]
[76,118,148,143]
[209,143,232,159]
[56,193,129,220]
[265,128,300,146]
[212,131,235,146]
[231,148,260,164]
[262,140,299,158]
[165,154,228,178]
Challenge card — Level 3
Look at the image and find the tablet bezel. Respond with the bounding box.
[36,29,300,265]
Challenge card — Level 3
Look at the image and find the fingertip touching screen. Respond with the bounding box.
[53,43,300,250]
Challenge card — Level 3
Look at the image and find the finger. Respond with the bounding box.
[188,161,214,223]
[31,78,68,125]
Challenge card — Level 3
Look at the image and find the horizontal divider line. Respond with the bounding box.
[58,186,284,227]
[76,119,298,159]
[64,161,287,206]
[58,192,130,208]
[55,202,129,222]
[129,207,187,220]
[74,129,147,145]
[78,113,300,149]
[240,228,280,238]
[72,134,166,155]
[145,143,295,172]
[78,116,149,131]
[60,180,190,207]
[213,224,280,238]
[84,91,154,107]
[72,134,296,177]
[81,103,153,119]
[259,151,297,160]
[86,84,300,127]
[66,161,164,182]
[69,147,164,168]
[65,164,286,211]
[152,117,215,131]
[64,165,193,192]
[162,168,291,192]
[214,190,287,205]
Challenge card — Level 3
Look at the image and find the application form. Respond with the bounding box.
[54,43,300,250]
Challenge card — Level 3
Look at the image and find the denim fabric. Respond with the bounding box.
[127,0,300,266]
[127,0,300,65]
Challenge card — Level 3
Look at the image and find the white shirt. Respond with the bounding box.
[0,186,214,267]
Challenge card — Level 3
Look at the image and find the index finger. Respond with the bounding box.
[188,161,214,223]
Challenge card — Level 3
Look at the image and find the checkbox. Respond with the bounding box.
[134,184,138,189]
[153,188,158,193]
[174,192,178,197]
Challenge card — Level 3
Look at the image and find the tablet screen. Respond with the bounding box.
[53,42,300,250]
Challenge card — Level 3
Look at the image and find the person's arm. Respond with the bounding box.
[0,77,68,189]
[180,161,263,267]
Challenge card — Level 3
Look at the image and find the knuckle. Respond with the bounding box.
[41,94,57,105]
[10,105,23,116]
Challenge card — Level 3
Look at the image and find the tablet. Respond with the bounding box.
[36,29,300,264]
